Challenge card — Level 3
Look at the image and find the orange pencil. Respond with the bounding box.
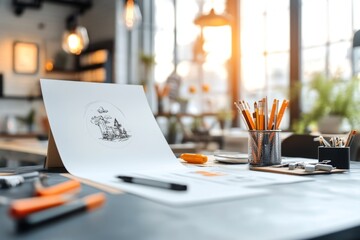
[264,97,268,130]
[242,101,256,130]
[275,100,289,129]
[258,100,264,130]
[345,130,357,147]
[254,102,259,130]
[268,99,277,130]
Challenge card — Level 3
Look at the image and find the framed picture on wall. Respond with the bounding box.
[13,41,39,74]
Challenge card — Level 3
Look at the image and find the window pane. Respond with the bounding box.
[266,0,290,52]
[176,0,199,60]
[328,0,352,42]
[154,0,175,31]
[302,46,326,83]
[302,0,327,47]
[354,0,360,30]
[241,0,267,56]
[267,53,289,93]
[242,55,266,92]
[328,41,352,79]
[153,0,175,84]
[240,0,290,128]
[203,26,231,62]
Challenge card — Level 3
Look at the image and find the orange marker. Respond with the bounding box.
[9,194,75,219]
[180,153,208,164]
[16,193,106,231]
[35,179,81,196]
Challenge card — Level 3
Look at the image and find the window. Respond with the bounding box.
[240,0,290,128]
[239,0,360,129]
[301,0,357,114]
[149,0,231,114]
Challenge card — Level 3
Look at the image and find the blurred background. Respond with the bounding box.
[1,0,360,153]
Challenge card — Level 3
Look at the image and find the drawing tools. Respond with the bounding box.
[16,193,106,232]
[275,100,289,129]
[235,101,255,130]
[254,102,259,130]
[319,136,332,147]
[235,98,288,131]
[117,176,187,191]
[274,100,279,130]
[234,97,288,167]
[316,131,356,149]
[264,97,268,130]
[234,102,249,130]
[258,100,264,130]
[242,101,256,130]
[35,179,81,196]
[268,99,277,130]
[345,130,357,147]
[0,176,24,189]
[180,153,208,164]
[10,194,75,219]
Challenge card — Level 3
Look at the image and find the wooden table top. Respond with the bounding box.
[0,138,47,156]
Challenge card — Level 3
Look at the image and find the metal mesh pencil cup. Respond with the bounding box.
[248,130,281,167]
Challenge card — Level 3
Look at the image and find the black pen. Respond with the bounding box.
[117,176,187,191]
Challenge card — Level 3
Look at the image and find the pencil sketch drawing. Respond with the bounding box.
[90,106,131,142]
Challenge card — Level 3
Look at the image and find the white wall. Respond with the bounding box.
[0,0,78,96]
[0,0,117,134]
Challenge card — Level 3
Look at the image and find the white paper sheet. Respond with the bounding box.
[41,79,267,206]
[41,79,183,175]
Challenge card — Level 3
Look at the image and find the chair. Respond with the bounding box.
[281,134,319,159]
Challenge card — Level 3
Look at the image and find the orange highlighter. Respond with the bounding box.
[35,179,81,196]
[180,153,208,164]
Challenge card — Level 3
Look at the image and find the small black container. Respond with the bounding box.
[318,147,350,169]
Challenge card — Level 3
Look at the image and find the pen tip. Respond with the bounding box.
[117,176,131,182]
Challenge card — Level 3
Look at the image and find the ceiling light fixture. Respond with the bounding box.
[62,14,89,55]
[194,3,232,27]
[123,0,142,30]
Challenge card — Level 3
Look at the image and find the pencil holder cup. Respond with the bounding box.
[318,147,350,169]
[248,130,281,167]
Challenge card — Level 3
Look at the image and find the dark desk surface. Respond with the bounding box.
[1,163,360,240]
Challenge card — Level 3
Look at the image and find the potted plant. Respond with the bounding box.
[294,74,360,133]
[216,108,234,130]
[17,109,36,132]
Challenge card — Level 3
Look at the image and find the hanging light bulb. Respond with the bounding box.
[123,0,142,30]
[62,15,89,55]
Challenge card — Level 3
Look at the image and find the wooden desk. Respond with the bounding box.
[0,138,47,167]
